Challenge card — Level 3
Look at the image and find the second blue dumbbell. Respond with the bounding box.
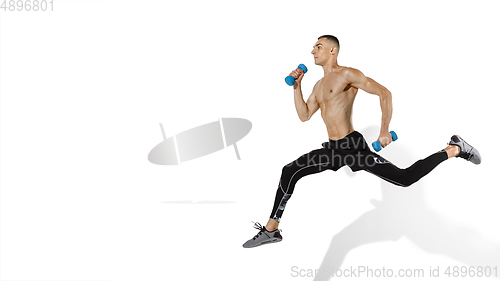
[372,131,398,152]
[285,64,308,86]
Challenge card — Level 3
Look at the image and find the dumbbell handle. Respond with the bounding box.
[285,64,308,86]
[372,131,398,152]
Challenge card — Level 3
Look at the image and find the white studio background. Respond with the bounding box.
[1,1,499,280]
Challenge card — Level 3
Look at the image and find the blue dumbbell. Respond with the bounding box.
[372,131,398,152]
[285,64,308,86]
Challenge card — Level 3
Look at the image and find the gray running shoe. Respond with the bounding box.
[242,222,282,248]
[448,135,481,164]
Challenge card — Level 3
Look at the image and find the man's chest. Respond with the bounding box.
[315,77,351,104]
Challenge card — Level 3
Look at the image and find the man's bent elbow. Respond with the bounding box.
[381,89,392,100]
[299,114,310,122]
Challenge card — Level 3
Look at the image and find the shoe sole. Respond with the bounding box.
[244,238,282,248]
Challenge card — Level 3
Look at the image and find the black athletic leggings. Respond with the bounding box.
[269,131,448,222]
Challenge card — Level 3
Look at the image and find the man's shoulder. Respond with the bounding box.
[313,77,324,87]
[340,66,365,82]
[341,66,361,75]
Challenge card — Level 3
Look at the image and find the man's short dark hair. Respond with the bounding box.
[318,35,340,52]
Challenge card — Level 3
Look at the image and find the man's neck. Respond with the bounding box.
[322,59,340,76]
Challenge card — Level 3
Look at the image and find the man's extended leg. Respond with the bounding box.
[268,146,343,225]
[362,135,480,187]
[242,146,342,248]
[363,149,449,187]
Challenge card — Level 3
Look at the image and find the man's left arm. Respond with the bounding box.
[346,68,393,147]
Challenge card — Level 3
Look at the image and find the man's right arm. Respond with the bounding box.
[289,69,320,122]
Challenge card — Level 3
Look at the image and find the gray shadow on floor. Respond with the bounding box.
[313,127,499,280]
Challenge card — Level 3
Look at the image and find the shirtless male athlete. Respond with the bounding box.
[242,35,481,248]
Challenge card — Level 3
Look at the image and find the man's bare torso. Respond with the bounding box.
[313,66,358,140]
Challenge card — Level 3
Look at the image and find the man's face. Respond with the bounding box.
[311,38,333,65]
